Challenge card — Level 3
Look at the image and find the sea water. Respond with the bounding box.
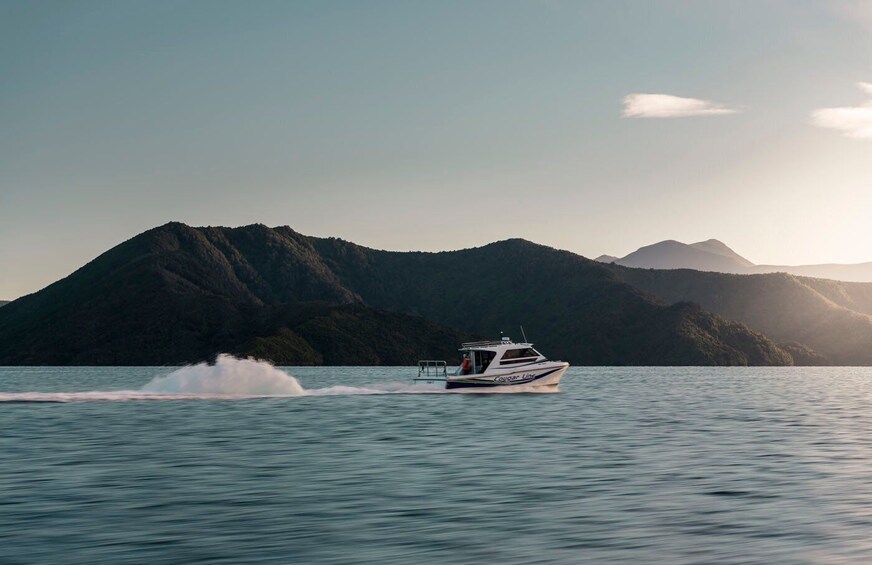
[2,361,872,563]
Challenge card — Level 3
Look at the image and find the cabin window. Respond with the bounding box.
[500,348,539,364]
[475,351,496,374]
[459,351,496,375]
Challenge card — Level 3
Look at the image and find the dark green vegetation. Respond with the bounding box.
[0,224,473,365]
[610,267,872,365]
[0,223,793,366]
[307,233,788,366]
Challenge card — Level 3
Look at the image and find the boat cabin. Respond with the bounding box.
[457,337,545,375]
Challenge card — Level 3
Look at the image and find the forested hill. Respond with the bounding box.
[0,222,793,366]
[609,266,872,365]
[305,234,788,365]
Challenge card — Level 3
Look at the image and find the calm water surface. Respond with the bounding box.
[2,365,872,564]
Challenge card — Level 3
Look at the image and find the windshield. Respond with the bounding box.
[500,347,540,364]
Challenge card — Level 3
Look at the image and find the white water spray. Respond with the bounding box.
[0,355,445,402]
[0,354,554,402]
[142,354,306,395]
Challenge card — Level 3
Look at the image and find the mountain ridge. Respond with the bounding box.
[598,239,872,282]
[0,223,791,366]
[612,239,752,273]
[608,266,872,365]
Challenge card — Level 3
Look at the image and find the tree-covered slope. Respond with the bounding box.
[0,223,792,366]
[610,266,872,365]
[308,236,790,366]
[0,224,471,365]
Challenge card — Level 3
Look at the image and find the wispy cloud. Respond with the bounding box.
[622,93,739,118]
[811,82,872,140]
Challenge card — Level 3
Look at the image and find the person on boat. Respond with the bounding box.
[460,354,471,375]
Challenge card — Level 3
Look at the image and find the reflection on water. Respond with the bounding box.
[2,366,872,563]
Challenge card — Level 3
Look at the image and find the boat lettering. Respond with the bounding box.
[494,373,534,383]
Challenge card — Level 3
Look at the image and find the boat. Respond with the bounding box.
[415,337,569,390]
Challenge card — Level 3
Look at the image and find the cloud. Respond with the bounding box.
[811,82,872,140]
[622,93,739,118]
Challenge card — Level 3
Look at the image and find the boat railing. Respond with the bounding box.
[414,360,447,383]
[461,339,510,348]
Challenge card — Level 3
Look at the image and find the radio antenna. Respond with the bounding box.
[520,325,528,343]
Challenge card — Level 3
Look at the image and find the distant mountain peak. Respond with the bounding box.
[599,237,872,283]
[605,238,753,273]
[689,239,754,267]
[691,238,728,252]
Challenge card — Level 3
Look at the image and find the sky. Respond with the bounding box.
[1,0,871,299]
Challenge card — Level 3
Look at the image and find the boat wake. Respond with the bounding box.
[0,355,557,403]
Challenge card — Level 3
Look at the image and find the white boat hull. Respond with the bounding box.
[445,361,568,389]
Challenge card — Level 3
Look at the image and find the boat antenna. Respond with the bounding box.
[520,325,528,343]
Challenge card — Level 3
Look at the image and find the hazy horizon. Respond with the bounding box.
[2,0,871,299]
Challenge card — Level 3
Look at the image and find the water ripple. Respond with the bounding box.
[2,366,872,563]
